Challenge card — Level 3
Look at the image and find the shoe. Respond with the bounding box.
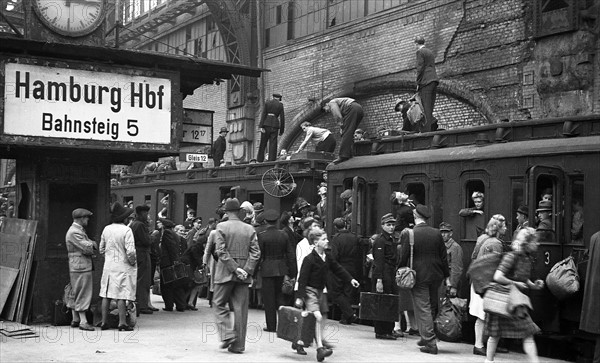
[375,334,397,340]
[118,324,133,332]
[332,157,349,165]
[292,343,307,355]
[79,323,94,331]
[70,321,80,328]
[162,307,173,312]
[417,339,427,347]
[227,346,243,354]
[349,314,358,324]
[139,308,154,314]
[316,347,333,362]
[263,328,275,332]
[496,346,509,353]
[406,328,419,336]
[420,344,438,355]
[186,304,198,311]
[392,330,404,338]
[473,346,486,356]
[100,323,110,331]
[149,306,159,311]
[220,337,236,349]
[175,308,185,312]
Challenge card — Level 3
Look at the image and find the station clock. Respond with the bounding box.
[32,0,106,37]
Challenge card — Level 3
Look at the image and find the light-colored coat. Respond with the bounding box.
[212,214,260,285]
[99,223,137,301]
[65,222,97,272]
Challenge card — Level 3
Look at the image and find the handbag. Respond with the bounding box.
[406,94,424,126]
[483,283,511,318]
[545,256,580,300]
[282,275,295,295]
[467,252,503,296]
[193,268,209,285]
[396,229,416,289]
[63,283,75,309]
[161,262,190,284]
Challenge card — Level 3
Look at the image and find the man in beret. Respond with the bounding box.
[439,222,463,298]
[131,205,153,314]
[213,198,261,353]
[398,205,449,355]
[257,209,294,332]
[258,93,285,162]
[65,208,97,331]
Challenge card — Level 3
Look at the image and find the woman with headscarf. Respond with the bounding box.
[484,227,544,363]
[469,214,507,356]
[99,202,137,331]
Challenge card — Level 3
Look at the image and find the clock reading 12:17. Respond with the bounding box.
[33,0,106,37]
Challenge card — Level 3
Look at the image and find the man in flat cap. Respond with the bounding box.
[513,204,529,240]
[414,35,439,132]
[212,198,261,353]
[65,208,97,331]
[439,222,463,299]
[398,205,448,355]
[257,209,294,332]
[131,205,153,314]
[258,93,285,162]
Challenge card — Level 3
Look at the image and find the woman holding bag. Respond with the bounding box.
[484,227,544,363]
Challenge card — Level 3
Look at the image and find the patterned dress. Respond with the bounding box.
[484,251,540,338]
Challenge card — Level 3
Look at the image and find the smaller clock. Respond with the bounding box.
[33,0,106,37]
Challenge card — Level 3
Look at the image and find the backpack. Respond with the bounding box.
[434,296,462,342]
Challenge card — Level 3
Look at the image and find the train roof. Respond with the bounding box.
[328,116,600,171]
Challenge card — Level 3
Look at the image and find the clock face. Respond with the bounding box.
[33,0,106,37]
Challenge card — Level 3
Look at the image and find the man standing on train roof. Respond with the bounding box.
[322,97,364,164]
[415,35,439,132]
[212,126,228,168]
[257,93,285,162]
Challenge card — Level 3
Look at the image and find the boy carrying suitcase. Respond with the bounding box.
[296,227,360,361]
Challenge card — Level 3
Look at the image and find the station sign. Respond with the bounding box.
[182,108,213,145]
[180,153,209,163]
[3,63,172,144]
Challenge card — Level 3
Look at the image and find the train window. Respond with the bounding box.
[459,173,488,241]
[123,196,133,208]
[144,195,151,206]
[528,166,564,244]
[247,192,264,205]
[352,177,366,236]
[184,193,198,219]
[566,176,584,245]
[219,186,233,203]
[510,177,525,237]
[156,189,174,224]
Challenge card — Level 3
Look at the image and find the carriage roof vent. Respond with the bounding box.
[562,120,580,137]
[475,132,490,146]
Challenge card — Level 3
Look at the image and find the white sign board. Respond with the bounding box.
[3,63,172,144]
[182,124,211,144]
[182,153,209,163]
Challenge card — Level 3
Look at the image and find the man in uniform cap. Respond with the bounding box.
[212,198,261,353]
[131,205,153,314]
[439,222,463,298]
[256,209,294,332]
[212,126,229,169]
[398,205,448,355]
[258,93,285,162]
[65,208,97,331]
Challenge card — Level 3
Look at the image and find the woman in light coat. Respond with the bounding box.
[99,202,137,331]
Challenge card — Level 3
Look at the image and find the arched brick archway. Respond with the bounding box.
[280,80,498,152]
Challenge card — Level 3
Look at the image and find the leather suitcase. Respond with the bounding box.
[359,292,399,321]
[276,306,316,347]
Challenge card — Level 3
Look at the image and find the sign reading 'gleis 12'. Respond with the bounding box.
[3,63,172,144]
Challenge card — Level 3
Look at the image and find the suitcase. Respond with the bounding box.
[276,306,316,347]
[359,292,399,321]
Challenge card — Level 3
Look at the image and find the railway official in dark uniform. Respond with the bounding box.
[212,126,228,168]
[258,93,285,162]
[398,205,449,355]
[257,209,295,332]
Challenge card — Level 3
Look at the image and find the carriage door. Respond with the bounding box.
[527,166,564,332]
[351,177,366,237]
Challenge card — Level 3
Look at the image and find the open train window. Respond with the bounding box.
[247,192,264,205]
[155,189,174,226]
[219,186,233,203]
[351,177,367,236]
[510,177,526,237]
[123,196,133,208]
[184,193,198,220]
[459,171,490,240]
[528,166,564,244]
[566,175,584,245]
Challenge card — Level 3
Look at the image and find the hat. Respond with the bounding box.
[439,222,453,232]
[536,200,552,212]
[72,208,93,219]
[240,201,254,213]
[223,198,241,211]
[110,202,134,223]
[263,209,279,222]
[219,126,229,134]
[340,189,352,200]
[414,204,431,219]
[414,35,425,44]
[253,202,264,213]
[381,213,397,224]
[273,93,282,99]
[159,218,175,228]
[297,199,310,210]
[517,205,528,217]
[135,205,150,213]
[354,128,364,134]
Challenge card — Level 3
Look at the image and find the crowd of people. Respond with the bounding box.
[62,179,597,363]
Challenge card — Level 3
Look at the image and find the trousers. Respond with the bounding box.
[257,126,279,162]
[135,249,151,309]
[411,279,442,344]
[418,81,438,132]
[339,103,364,159]
[262,276,284,331]
[213,281,250,351]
